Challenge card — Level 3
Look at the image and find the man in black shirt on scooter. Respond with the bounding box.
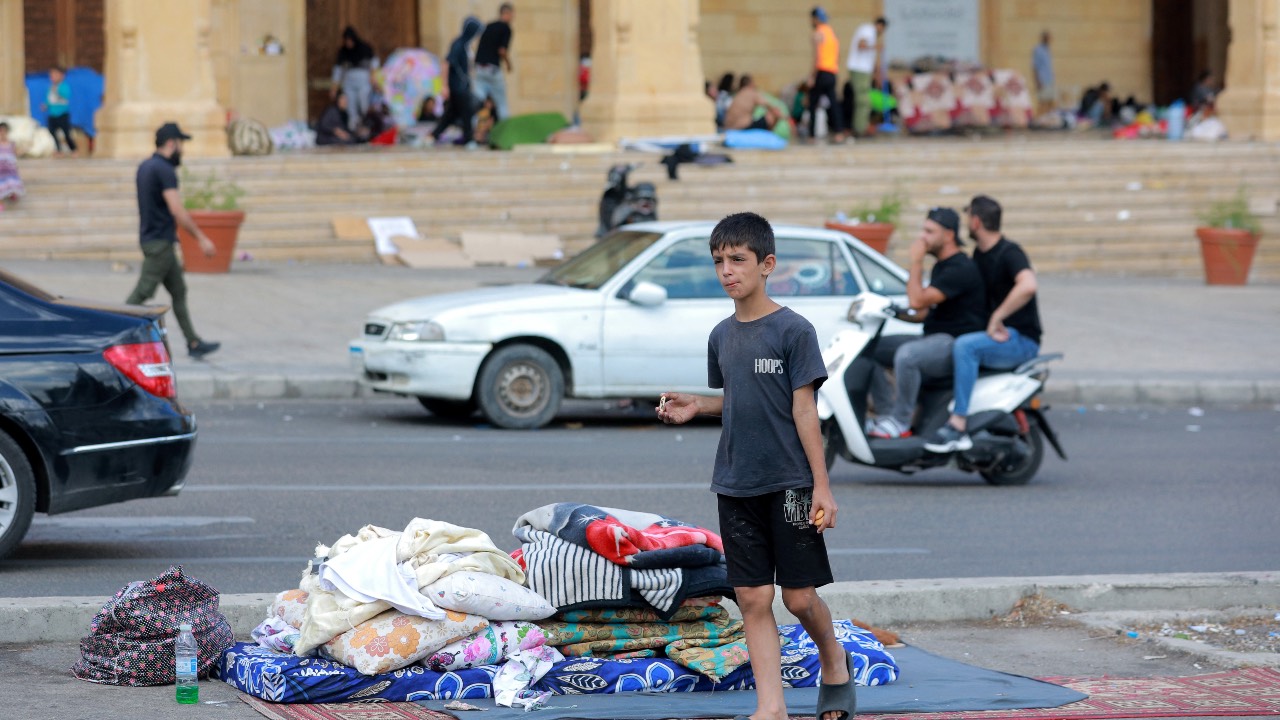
[867,207,986,439]
[924,195,1043,453]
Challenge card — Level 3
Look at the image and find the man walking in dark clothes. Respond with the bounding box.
[474,3,514,123]
[125,122,220,359]
[432,16,485,149]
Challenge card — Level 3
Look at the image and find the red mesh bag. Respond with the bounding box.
[72,565,235,686]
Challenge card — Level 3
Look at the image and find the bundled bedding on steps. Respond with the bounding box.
[217,620,898,703]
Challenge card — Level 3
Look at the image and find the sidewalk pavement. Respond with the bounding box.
[5,258,1280,406]
[2,572,1278,720]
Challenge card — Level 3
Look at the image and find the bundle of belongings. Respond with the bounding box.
[217,507,899,707]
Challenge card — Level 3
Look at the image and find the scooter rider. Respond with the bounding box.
[868,207,986,439]
[925,196,1043,453]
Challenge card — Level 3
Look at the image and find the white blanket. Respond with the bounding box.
[295,518,524,656]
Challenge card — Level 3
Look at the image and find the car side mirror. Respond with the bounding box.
[627,281,668,307]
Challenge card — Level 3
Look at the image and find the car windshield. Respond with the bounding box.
[538,231,665,289]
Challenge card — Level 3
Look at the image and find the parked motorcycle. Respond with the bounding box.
[596,163,658,238]
[818,292,1066,485]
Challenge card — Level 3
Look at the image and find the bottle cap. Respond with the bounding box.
[179,623,193,631]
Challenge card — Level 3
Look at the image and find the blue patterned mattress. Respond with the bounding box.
[217,620,898,704]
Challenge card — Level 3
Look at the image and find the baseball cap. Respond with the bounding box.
[155,122,192,145]
[927,206,962,243]
[811,6,828,22]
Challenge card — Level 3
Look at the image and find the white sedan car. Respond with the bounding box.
[350,221,914,429]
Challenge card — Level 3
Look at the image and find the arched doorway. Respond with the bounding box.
[304,0,420,123]
[1151,0,1229,105]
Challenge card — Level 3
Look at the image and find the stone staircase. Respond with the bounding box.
[2,135,1278,281]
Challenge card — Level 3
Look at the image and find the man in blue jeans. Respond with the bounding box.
[925,195,1042,453]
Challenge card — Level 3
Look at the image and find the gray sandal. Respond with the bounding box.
[815,651,858,720]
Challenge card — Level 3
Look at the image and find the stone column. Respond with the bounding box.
[96,0,229,158]
[0,0,25,114]
[579,0,714,143]
[1217,0,1280,142]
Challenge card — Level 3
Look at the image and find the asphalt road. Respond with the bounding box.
[4,399,1277,598]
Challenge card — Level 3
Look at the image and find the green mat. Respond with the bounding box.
[488,112,572,150]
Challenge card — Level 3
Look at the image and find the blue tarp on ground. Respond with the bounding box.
[25,67,105,138]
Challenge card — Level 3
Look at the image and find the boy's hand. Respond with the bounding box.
[810,487,838,533]
[656,392,697,424]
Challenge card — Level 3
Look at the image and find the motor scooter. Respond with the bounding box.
[818,292,1067,485]
[596,163,658,238]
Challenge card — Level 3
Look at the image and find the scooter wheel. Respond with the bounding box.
[981,425,1045,486]
[821,419,842,472]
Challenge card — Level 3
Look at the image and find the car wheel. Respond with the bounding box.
[981,424,1045,486]
[416,396,477,419]
[476,345,564,429]
[0,429,36,561]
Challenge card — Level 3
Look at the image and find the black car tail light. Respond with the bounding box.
[104,341,176,398]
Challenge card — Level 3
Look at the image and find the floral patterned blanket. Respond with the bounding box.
[218,619,897,703]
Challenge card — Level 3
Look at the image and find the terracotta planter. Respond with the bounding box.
[178,210,246,273]
[824,221,895,255]
[1195,226,1259,286]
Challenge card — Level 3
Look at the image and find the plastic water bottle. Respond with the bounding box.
[1166,99,1186,141]
[175,623,199,704]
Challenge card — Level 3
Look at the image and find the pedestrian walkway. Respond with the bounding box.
[5,258,1279,406]
[2,572,1277,720]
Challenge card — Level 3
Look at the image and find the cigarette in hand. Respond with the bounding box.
[814,509,825,525]
[658,395,667,412]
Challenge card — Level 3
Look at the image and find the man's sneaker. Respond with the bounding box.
[188,340,221,360]
[923,424,973,453]
[868,417,912,439]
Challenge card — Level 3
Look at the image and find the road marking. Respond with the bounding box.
[29,516,256,528]
[2,556,308,567]
[184,482,710,492]
[827,547,931,555]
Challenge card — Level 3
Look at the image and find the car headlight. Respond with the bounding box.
[387,321,445,342]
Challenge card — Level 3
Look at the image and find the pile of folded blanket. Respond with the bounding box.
[218,508,900,706]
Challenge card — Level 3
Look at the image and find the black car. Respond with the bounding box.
[0,269,196,559]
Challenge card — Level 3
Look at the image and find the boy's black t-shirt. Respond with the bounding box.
[974,237,1042,344]
[708,306,828,498]
[922,252,986,337]
[136,154,179,243]
[475,21,511,67]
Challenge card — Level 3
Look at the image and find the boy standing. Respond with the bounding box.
[658,212,856,720]
[44,66,76,154]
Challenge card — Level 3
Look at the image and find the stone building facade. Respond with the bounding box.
[0,0,1277,156]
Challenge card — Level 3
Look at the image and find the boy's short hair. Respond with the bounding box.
[709,212,775,261]
[0,122,8,132]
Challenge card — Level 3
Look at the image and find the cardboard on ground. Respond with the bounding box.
[366,217,420,257]
[394,236,472,269]
[331,216,375,241]
[461,231,562,267]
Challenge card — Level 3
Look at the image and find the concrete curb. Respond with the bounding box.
[4,571,1276,644]
[170,373,1280,406]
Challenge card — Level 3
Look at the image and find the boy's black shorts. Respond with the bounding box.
[717,487,834,589]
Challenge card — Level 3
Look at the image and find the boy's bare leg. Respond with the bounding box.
[782,586,851,720]
[737,584,788,720]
